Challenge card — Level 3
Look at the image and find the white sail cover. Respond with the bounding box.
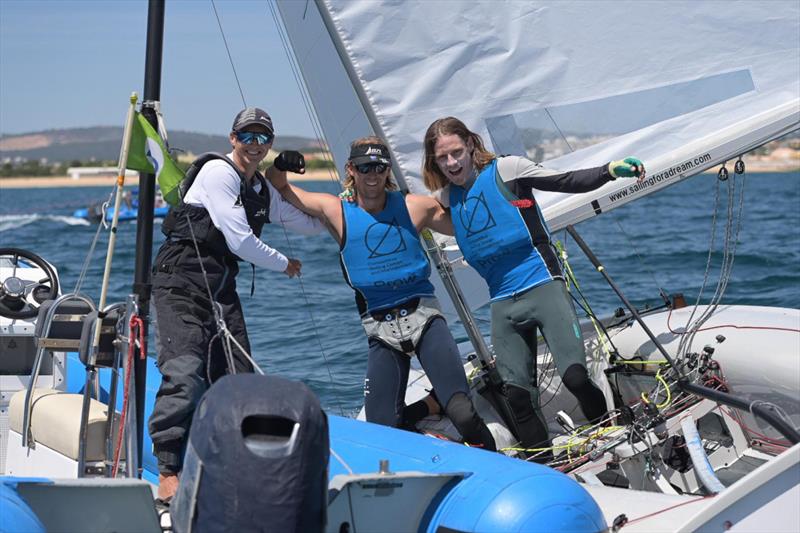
[275,0,799,314]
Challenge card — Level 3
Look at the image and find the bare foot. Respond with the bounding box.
[158,473,180,501]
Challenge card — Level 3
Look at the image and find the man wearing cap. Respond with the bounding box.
[268,135,497,452]
[148,107,323,502]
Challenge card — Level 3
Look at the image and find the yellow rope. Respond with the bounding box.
[655,369,672,409]
[556,240,613,359]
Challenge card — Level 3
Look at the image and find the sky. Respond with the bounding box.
[0,0,318,138]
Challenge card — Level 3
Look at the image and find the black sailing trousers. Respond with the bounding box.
[147,243,254,475]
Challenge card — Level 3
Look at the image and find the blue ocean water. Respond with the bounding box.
[1,172,798,414]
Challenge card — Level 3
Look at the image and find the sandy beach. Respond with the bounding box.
[1,159,796,190]
[0,170,340,189]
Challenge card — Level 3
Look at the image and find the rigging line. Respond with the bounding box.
[681,164,746,358]
[210,0,247,107]
[264,0,346,414]
[274,218,346,417]
[184,211,244,373]
[678,168,723,358]
[74,187,116,294]
[543,108,574,153]
[264,0,340,186]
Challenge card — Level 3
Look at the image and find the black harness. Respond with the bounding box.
[156,153,271,296]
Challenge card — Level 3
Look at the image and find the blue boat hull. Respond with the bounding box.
[72,206,170,222]
[62,354,605,532]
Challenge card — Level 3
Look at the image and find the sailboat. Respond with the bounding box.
[2,1,799,532]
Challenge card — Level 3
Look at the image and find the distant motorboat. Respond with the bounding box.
[73,188,169,222]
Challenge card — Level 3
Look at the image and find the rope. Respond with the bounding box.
[263,0,351,414]
[676,160,747,362]
[272,219,346,417]
[264,0,340,185]
[183,212,245,376]
[210,0,247,107]
[329,447,354,475]
[174,3,347,416]
[112,314,145,477]
[74,188,116,293]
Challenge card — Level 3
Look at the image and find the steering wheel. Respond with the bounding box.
[0,248,59,320]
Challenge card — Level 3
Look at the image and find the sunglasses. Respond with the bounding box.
[235,131,274,145]
[354,163,389,174]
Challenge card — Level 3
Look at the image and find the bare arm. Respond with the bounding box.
[265,167,332,217]
[405,194,454,236]
[266,168,344,242]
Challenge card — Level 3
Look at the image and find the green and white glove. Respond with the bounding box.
[608,157,645,179]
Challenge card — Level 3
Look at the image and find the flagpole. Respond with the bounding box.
[92,93,139,348]
[132,0,165,477]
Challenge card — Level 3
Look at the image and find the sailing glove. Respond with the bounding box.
[274,150,305,173]
[608,157,645,179]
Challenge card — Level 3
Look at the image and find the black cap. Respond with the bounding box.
[232,107,274,134]
[349,143,391,166]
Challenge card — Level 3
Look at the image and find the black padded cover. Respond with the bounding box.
[78,309,122,367]
[171,373,329,533]
[34,299,93,340]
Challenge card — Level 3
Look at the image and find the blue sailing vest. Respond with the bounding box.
[340,191,435,312]
[450,159,554,301]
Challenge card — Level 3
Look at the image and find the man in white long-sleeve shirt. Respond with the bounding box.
[148,107,323,501]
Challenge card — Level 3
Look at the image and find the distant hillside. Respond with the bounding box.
[0,127,325,164]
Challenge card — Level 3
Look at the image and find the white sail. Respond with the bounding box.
[275,0,799,315]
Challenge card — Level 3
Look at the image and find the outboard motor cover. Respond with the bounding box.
[171,374,329,533]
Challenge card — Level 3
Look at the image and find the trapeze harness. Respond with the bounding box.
[157,153,270,295]
[340,191,441,354]
[449,158,560,301]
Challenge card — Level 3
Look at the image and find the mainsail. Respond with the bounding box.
[274,0,800,314]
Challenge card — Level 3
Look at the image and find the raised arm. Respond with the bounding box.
[405,193,454,236]
[498,155,644,195]
[263,163,329,216]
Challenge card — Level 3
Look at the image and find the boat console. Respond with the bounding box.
[0,249,136,480]
[0,249,67,474]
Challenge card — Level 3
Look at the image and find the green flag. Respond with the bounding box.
[127,112,184,206]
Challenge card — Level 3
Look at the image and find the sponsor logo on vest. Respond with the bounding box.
[233,195,243,207]
[475,248,512,268]
[365,219,407,258]
[254,208,267,217]
[374,274,417,288]
[460,192,496,237]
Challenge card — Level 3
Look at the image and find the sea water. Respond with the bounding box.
[1,172,798,414]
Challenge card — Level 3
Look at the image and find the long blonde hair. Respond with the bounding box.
[422,117,496,191]
[343,136,398,191]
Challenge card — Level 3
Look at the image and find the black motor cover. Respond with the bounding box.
[171,374,329,533]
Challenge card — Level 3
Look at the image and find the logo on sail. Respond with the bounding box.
[460,192,496,237]
[365,219,407,258]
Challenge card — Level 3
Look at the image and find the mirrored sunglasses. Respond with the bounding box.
[235,131,274,145]
[355,163,389,174]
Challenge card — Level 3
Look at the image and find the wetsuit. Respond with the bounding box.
[444,155,612,449]
[148,153,322,475]
[340,192,495,450]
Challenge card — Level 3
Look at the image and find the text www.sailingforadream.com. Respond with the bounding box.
[608,153,712,202]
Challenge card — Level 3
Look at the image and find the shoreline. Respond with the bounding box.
[1,165,797,190]
[0,170,340,189]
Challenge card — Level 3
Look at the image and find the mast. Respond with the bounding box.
[131,0,165,476]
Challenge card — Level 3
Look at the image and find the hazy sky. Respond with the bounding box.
[0,0,318,138]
